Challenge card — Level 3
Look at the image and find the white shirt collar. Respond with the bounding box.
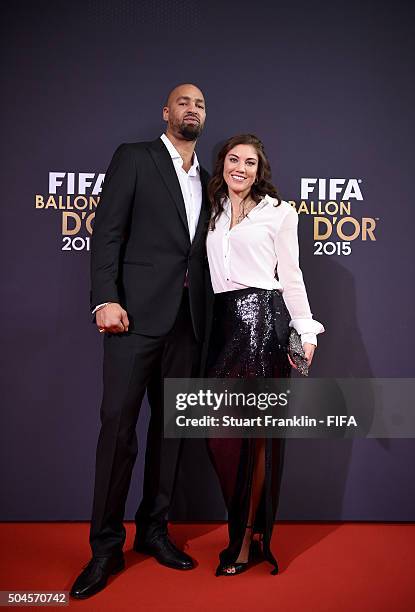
[257,194,273,209]
[160,133,200,175]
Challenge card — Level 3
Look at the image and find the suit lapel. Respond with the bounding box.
[147,138,189,238]
[192,167,210,248]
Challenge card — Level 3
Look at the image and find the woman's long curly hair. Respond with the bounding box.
[208,134,281,230]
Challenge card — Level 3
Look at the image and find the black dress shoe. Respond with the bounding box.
[70,554,125,599]
[134,534,195,570]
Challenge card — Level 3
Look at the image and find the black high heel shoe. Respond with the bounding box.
[215,527,263,577]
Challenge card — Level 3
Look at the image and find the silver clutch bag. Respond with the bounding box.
[288,328,309,376]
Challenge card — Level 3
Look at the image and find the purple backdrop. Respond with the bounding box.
[1,0,414,521]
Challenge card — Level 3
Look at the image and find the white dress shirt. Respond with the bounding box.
[92,134,202,314]
[160,133,202,242]
[206,194,324,346]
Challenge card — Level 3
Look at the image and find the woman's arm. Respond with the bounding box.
[274,205,325,351]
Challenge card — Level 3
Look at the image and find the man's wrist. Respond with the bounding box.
[91,302,112,315]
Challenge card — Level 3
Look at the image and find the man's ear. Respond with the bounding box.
[162,106,169,121]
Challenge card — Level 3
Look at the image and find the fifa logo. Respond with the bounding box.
[294,177,378,257]
[35,171,106,253]
[300,178,363,201]
[49,172,104,195]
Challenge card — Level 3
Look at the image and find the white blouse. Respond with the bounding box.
[206,194,325,346]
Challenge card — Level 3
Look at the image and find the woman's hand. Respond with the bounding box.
[287,342,316,369]
[303,342,315,366]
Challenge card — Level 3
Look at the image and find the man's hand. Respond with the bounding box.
[96,303,129,334]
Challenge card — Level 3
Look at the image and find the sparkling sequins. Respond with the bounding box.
[206,287,291,379]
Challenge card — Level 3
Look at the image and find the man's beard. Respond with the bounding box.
[179,120,203,141]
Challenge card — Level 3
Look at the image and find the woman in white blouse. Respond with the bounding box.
[205,134,324,576]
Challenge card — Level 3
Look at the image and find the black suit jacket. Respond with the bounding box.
[90,138,211,341]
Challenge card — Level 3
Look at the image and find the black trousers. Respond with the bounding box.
[89,289,200,556]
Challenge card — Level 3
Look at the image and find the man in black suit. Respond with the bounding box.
[71,83,209,599]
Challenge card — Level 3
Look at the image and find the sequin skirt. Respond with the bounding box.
[206,287,291,379]
[205,287,291,574]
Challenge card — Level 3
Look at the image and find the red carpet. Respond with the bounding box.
[0,522,414,611]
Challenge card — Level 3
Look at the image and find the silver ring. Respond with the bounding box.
[99,328,105,333]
